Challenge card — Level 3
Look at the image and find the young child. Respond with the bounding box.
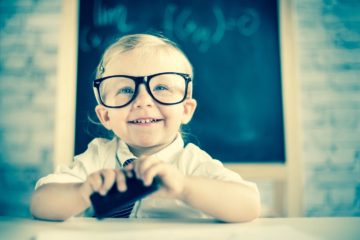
[30,33,261,222]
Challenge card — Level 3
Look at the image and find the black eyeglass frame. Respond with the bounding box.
[93,72,192,108]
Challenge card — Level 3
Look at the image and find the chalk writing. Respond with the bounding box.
[80,1,260,52]
[163,4,260,51]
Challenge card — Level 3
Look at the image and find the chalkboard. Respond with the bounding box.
[75,0,285,163]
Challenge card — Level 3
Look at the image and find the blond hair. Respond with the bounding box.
[95,33,193,79]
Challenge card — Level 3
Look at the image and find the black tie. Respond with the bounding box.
[108,158,136,218]
[123,158,136,168]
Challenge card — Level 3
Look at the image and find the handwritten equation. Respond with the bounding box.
[80,1,261,52]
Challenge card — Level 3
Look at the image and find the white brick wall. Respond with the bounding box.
[295,0,360,216]
[0,0,61,216]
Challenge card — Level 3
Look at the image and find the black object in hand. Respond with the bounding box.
[90,170,161,219]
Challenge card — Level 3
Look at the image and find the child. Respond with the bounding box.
[30,33,261,222]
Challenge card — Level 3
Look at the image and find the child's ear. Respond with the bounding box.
[181,98,197,124]
[95,105,112,130]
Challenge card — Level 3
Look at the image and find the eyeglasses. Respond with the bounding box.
[93,72,192,108]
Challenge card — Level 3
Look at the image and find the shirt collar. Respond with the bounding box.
[152,133,184,163]
[116,138,137,167]
[115,133,184,166]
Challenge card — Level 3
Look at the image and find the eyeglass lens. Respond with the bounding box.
[99,73,187,107]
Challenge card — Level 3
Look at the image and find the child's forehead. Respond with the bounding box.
[104,47,191,76]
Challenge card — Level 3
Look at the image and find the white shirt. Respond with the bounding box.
[35,135,258,219]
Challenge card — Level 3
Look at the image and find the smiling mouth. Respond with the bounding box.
[128,118,163,124]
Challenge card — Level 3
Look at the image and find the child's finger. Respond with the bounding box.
[88,173,103,193]
[99,169,116,195]
[123,169,134,178]
[138,156,162,180]
[124,161,135,171]
[142,162,165,186]
[115,170,127,192]
[133,158,143,179]
[123,162,135,178]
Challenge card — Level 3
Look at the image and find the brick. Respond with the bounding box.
[0,93,30,109]
[322,6,360,22]
[327,76,360,92]
[305,128,360,144]
[25,14,60,31]
[299,49,360,66]
[304,185,333,216]
[328,109,360,130]
[2,68,49,84]
[31,89,55,110]
[34,0,62,12]
[2,141,54,167]
[0,0,34,10]
[310,167,357,188]
[45,74,57,89]
[302,107,360,134]
[301,69,360,82]
[0,32,38,50]
[0,75,41,93]
[303,186,327,212]
[302,149,328,165]
[30,129,54,149]
[330,186,357,207]
[330,149,359,169]
[40,32,60,48]
[301,90,360,106]
[302,140,359,161]
[296,0,323,12]
[301,107,328,123]
[0,109,52,129]
[1,14,26,30]
[1,146,40,166]
[32,51,58,70]
[1,53,30,70]
[1,127,31,148]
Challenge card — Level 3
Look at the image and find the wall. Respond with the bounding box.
[0,0,61,216]
[294,0,360,216]
[0,0,358,217]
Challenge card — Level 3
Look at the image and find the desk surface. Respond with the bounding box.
[0,217,359,240]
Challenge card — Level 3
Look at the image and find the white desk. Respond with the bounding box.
[0,217,359,240]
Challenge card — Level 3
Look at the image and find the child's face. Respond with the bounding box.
[95,48,197,155]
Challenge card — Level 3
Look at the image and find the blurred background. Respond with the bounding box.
[0,0,359,218]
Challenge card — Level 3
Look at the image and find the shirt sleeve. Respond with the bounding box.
[184,144,257,188]
[34,138,109,190]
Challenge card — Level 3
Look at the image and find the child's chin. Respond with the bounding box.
[137,142,156,148]
[134,139,160,148]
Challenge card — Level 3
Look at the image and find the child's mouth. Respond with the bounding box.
[128,118,163,125]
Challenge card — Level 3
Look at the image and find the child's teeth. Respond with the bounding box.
[129,118,162,124]
[134,119,156,123]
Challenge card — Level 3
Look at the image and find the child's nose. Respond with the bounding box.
[132,85,154,108]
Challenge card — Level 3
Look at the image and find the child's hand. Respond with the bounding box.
[78,168,133,204]
[134,155,186,199]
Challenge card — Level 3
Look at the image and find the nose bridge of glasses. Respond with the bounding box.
[133,78,154,105]
[133,75,151,94]
[133,75,148,84]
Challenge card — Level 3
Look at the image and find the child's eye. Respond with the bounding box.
[153,85,169,91]
[117,87,134,95]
